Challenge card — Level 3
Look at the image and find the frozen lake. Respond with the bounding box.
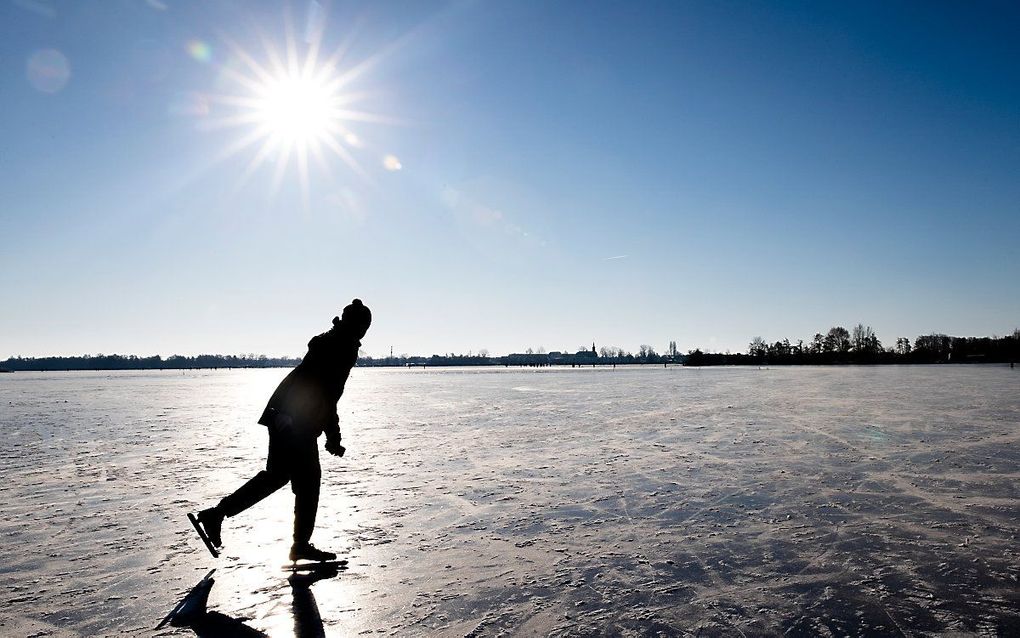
[1,365,1018,636]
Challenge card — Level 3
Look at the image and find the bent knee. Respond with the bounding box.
[257,469,290,489]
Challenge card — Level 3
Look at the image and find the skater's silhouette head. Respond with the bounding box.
[336,298,372,339]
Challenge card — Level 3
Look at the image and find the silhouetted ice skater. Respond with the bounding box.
[190,299,372,562]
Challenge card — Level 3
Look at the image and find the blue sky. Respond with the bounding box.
[1,0,1018,358]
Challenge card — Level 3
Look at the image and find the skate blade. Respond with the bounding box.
[187,512,219,558]
[281,559,348,572]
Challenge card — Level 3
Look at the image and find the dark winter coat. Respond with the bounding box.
[257,324,361,440]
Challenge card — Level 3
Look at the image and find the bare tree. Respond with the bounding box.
[851,324,880,353]
[825,326,851,353]
[809,333,825,354]
[914,334,951,357]
[852,324,866,352]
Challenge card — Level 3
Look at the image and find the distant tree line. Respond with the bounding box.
[0,353,300,371]
[354,344,678,367]
[358,353,493,367]
[1,327,1015,372]
[685,325,1019,366]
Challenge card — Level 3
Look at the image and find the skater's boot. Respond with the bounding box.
[289,542,336,562]
[197,508,224,548]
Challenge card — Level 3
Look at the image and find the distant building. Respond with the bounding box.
[573,343,598,365]
[505,343,599,366]
[505,352,548,366]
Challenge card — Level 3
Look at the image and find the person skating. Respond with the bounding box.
[190,299,372,561]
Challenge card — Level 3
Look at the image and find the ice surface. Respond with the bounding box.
[1,365,1018,636]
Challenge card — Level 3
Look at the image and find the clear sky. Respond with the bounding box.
[2,0,1018,359]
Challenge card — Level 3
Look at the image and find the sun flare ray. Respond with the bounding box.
[234,135,281,191]
[272,139,294,193]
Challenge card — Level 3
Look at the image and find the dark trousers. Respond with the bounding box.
[217,424,321,544]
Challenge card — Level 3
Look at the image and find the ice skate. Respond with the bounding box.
[187,509,223,558]
[289,542,336,563]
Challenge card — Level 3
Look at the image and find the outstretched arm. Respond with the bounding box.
[323,411,345,457]
[318,325,358,457]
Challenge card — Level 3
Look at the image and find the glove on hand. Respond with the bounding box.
[325,437,345,457]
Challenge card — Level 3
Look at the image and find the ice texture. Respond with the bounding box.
[1,365,1018,636]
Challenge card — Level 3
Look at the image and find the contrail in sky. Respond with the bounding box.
[604,255,627,260]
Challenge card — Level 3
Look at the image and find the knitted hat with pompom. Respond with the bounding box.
[341,298,371,329]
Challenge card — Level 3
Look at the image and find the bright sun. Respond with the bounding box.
[203,17,392,204]
[254,74,334,145]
